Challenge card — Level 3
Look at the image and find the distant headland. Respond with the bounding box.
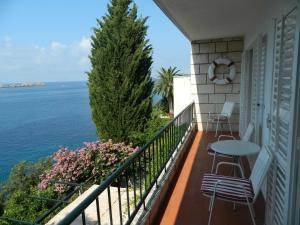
[0,82,46,88]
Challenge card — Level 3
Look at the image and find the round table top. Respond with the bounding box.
[210,140,260,156]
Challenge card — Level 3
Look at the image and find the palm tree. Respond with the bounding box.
[154,67,180,114]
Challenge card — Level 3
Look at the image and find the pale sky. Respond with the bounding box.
[0,0,190,83]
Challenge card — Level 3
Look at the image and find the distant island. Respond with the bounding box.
[0,82,46,88]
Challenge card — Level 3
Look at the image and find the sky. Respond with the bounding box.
[0,0,190,83]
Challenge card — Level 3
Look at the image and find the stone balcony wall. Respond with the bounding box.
[190,37,243,131]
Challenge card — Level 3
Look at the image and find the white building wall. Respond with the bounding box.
[173,75,191,116]
[190,38,243,131]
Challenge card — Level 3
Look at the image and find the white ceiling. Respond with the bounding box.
[154,0,272,41]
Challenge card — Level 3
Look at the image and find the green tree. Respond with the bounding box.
[88,0,153,143]
[154,67,179,114]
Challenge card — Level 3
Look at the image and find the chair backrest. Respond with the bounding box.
[250,146,273,201]
[241,122,254,141]
[221,102,235,117]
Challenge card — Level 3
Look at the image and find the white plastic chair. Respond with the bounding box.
[201,146,273,225]
[208,122,255,173]
[205,102,235,136]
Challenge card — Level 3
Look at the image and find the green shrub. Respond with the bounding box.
[146,105,171,136]
[0,158,52,201]
[156,97,169,113]
[2,187,57,224]
[129,105,170,146]
[0,159,53,224]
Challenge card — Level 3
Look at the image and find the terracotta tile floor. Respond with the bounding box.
[156,132,265,225]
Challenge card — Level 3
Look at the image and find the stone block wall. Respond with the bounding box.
[190,37,243,131]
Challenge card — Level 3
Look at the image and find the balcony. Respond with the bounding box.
[155,132,265,225]
[45,103,197,225]
[10,103,265,225]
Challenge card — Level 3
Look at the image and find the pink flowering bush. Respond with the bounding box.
[38,147,94,193]
[90,140,139,179]
[38,140,138,193]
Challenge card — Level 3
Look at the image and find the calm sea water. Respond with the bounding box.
[0,82,160,182]
[0,82,98,181]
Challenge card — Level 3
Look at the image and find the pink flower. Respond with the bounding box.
[38,140,136,193]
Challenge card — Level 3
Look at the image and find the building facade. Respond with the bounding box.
[157,0,300,224]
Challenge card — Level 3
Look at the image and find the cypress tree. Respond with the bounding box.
[88,0,153,143]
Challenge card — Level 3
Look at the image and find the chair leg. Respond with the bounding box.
[208,197,212,212]
[228,118,233,136]
[239,157,245,177]
[250,204,256,219]
[247,203,256,225]
[208,195,216,225]
[215,120,219,137]
[233,202,237,211]
[206,120,209,133]
[211,153,217,173]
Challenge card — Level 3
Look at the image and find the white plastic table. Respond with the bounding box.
[210,140,260,177]
[210,140,260,157]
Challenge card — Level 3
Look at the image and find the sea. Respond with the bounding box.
[0,82,160,182]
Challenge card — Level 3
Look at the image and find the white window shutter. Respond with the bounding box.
[266,7,298,225]
[239,52,248,136]
[240,36,267,142]
[257,37,267,145]
[250,40,259,134]
[250,36,267,145]
[258,37,267,123]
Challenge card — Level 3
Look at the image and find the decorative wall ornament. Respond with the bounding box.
[208,58,236,85]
